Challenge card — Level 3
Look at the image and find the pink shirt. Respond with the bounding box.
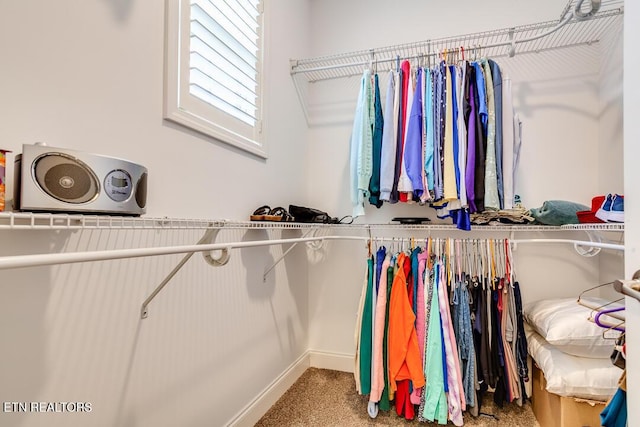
[410,251,429,404]
[437,263,464,426]
[370,256,391,402]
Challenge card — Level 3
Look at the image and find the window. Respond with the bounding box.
[164,0,266,158]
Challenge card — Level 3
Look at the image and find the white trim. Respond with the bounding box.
[164,106,266,158]
[309,350,355,373]
[163,0,267,159]
[225,352,310,427]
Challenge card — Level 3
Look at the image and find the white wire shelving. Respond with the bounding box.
[0,210,624,318]
[291,0,623,82]
[289,0,623,123]
[0,211,624,232]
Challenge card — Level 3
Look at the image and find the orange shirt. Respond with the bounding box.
[388,252,426,393]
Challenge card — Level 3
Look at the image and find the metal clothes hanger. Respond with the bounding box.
[505,239,514,288]
[593,306,625,332]
[578,282,626,322]
[487,239,498,290]
[476,239,485,289]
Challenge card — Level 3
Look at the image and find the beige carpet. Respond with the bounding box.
[256,368,539,427]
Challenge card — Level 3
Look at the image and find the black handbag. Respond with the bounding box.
[288,205,339,224]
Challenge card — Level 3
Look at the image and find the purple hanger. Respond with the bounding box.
[594,306,625,332]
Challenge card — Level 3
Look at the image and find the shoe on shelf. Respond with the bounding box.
[250,205,295,222]
[577,195,606,224]
[607,194,624,222]
[268,207,295,222]
[250,205,271,221]
[595,194,624,223]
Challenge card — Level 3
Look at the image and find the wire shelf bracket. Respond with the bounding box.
[141,226,231,319]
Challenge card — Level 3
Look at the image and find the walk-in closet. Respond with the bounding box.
[0,1,637,426]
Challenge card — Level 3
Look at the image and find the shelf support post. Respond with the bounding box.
[141,224,227,319]
[263,228,317,282]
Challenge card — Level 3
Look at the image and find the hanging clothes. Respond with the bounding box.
[388,251,425,420]
[419,69,430,204]
[433,62,445,201]
[442,65,457,203]
[465,64,477,213]
[601,372,627,427]
[380,71,398,203]
[355,256,374,394]
[349,70,373,218]
[456,63,468,208]
[424,68,436,200]
[396,60,412,203]
[404,68,425,200]
[379,255,396,411]
[354,237,528,424]
[472,62,487,213]
[368,74,384,208]
[481,59,499,210]
[398,70,416,201]
[437,259,464,426]
[513,281,529,389]
[489,59,504,209]
[455,281,477,409]
[390,67,405,204]
[348,57,519,223]
[421,262,448,424]
[410,249,429,405]
[354,259,369,393]
[370,249,389,403]
[388,252,426,393]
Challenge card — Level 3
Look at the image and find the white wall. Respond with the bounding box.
[624,1,639,425]
[309,0,568,57]
[0,1,311,426]
[305,0,623,358]
[598,16,625,287]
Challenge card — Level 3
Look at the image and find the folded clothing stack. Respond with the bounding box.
[529,200,588,225]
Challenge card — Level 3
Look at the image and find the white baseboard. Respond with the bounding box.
[225,350,356,426]
[308,350,354,373]
[226,352,310,427]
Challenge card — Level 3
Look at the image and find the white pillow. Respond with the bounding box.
[523,297,621,359]
[526,324,620,401]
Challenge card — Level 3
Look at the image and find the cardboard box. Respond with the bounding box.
[531,364,605,427]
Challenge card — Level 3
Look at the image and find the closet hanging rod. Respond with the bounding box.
[292,39,598,76]
[0,235,622,271]
[0,236,323,270]
[511,238,623,251]
[0,235,370,271]
[0,233,622,319]
[290,2,622,79]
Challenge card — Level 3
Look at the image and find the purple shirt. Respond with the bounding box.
[465,77,477,213]
[404,68,425,198]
